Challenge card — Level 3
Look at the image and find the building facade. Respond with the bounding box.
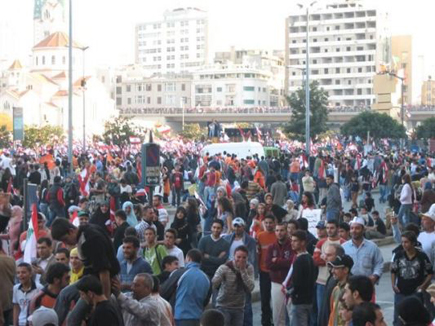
[135,7,208,75]
[285,0,390,108]
[391,35,412,106]
[421,77,435,106]
[34,0,66,45]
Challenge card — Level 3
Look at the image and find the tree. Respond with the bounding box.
[0,113,12,131]
[103,116,144,147]
[283,81,329,141]
[0,125,11,148]
[23,125,65,148]
[416,117,435,139]
[340,111,406,139]
[179,123,206,140]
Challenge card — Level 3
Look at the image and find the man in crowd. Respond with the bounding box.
[339,222,351,241]
[266,223,294,326]
[289,230,317,326]
[391,230,433,324]
[47,175,65,226]
[198,219,230,280]
[352,302,387,326]
[135,205,157,245]
[257,215,276,326]
[326,174,342,222]
[212,245,255,326]
[342,275,375,319]
[417,204,435,261]
[114,209,130,252]
[313,219,346,316]
[174,249,211,326]
[112,273,161,326]
[55,248,70,266]
[271,175,287,207]
[76,275,122,326]
[164,229,185,267]
[343,218,384,285]
[327,254,354,326]
[153,195,169,227]
[143,227,168,275]
[158,256,179,284]
[0,238,15,324]
[119,236,153,291]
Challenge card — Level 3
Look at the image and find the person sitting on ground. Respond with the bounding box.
[364,211,386,240]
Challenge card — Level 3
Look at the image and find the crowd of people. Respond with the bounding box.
[0,143,435,326]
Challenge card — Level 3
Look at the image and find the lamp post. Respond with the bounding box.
[80,46,89,152]
[297,1,317,156]
[67,0,73,174]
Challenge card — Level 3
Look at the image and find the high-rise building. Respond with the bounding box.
[135,7,208,75]
[33,0,66,45]
[285,0,390,108]
[421,77,435,106]
[391,35,412,106]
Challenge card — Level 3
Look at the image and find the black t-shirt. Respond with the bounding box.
[89,300,122,326]
[78,224,120,277]
[391,250,433,295]
[374,218,386,235]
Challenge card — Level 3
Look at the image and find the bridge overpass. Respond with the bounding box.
[120,107,435,130]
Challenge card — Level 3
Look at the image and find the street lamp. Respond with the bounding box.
[67,0,73,174]
[297,1,317,156]
[80,46,89,152]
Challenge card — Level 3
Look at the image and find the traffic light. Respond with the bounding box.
[141,143,160,187]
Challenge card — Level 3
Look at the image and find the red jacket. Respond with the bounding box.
[265,239,295,283]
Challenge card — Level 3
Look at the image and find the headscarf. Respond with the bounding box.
[122,201,138,227]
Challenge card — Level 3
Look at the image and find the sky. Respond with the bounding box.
[1,0,435,75]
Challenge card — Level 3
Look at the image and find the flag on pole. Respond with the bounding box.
[24,204,39,264]
[78,168,90,197]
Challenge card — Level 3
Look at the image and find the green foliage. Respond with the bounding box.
[103,116,144,147]
[23,125,64,148]
[283,81,329,141]
[416,117,435,139]
[179,123,206,140]
[340,111,406,139]
[0,125,11,148]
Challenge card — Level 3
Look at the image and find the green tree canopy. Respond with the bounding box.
[179,123,206,140]
[283,81,329,142]
[416,117,435,139]
[23,125,64,148]
[0,125,11,148]
[340,111,406,139]
[103,116,144,147]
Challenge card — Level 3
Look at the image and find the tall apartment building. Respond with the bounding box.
[392,35,412,106]
[421,77,435,106]
[285,0,390,108]
[135,7,208,75]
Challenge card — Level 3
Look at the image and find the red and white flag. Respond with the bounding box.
[78,168,90,197]
[129,136,141,145]
[24,204,39,264]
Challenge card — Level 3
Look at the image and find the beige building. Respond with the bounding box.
[421,77,435,106]
[391,35,412,106]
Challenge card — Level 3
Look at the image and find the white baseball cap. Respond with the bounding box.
[422,203,435,222]
[350,217,366,227]
[28,307,59,326]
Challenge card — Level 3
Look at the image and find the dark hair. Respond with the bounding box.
[349,208,358,215]
[115,210,127,221]
[263,214,276,222]
[339,222,350,232]
[56,248,70,259]
[37,237,52,247]
[162,255,178,269]
[347,275,374,302]
[292,230,307,242]
[287,220,299,229]
[51,219,76,241]
[302,192,315,207]
[326,219,339,228]
[234,245,249,256]
[165,228,178,238]
[186,249,202,263]
[218,197,234,214]
[352,302,380,326]
[401,230,417,246]
[124,227,138,237]
[211,219,224,228]
[200,309,225,326]
[298,218,308,231]
[175,206,187,218]
[76,275,103,295]
[405,223,420,237]
[372,210,379,216]
[17,262,32,273]
[151,275,160,293]
[45,263,70,284]
[145,227,156,235]
[123,236,140,248]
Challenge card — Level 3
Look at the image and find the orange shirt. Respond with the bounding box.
[290,161,300,173]
[257,231,277,272]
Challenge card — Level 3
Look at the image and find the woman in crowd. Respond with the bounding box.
[170,206,192,256]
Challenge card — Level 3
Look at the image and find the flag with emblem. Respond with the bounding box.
[24,204,39,264]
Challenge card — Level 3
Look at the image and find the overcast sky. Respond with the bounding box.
[1,0,434,75]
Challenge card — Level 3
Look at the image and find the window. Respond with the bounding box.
[181,84,186,91]
[324,68,329,74]
[116,98,122,105]
[348,80,352,85]
[36,57,38,66]
[313,60,317,64]
[42,56,45,65]
[346,47,351,51]
[157,84,162,92]
[157,97,162,104]
[137,84,142,91]
[217,87,222,92]
[126,85,131,92]
[243,99,255,105]
[335,80,340,85]
[358,68,362,73]
[146,84,152,91]
[51,56,56,64]
[116,86,122,94]
[127,98,131,105]
[347,68,351,73]
[243,86,255,91]
[325,38,329,42]
[147,97,151,104]
[335,26,340,30]
[336,68,340,73]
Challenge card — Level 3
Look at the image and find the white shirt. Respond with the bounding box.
[167,246,185,267]
[13,282,43,326]
[418,231,435,262]
[229,238,244,260]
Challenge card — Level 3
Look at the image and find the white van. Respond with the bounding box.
[201,142,264,159]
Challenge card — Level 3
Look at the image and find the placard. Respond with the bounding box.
[301,209,322,237]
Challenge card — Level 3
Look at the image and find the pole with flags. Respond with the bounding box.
[23,204,39,264]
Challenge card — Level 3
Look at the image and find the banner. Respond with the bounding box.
[302,209,322,237]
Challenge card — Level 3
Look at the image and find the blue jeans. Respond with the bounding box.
[244,292,253,326]
[219,307,244,326]
[47,206,65,227]
[393,293,407,326]
[326,209,340,222]
[398,204,412,226]
[316,284,325,323]
[379,185,387,203]
[290,304,312,326]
